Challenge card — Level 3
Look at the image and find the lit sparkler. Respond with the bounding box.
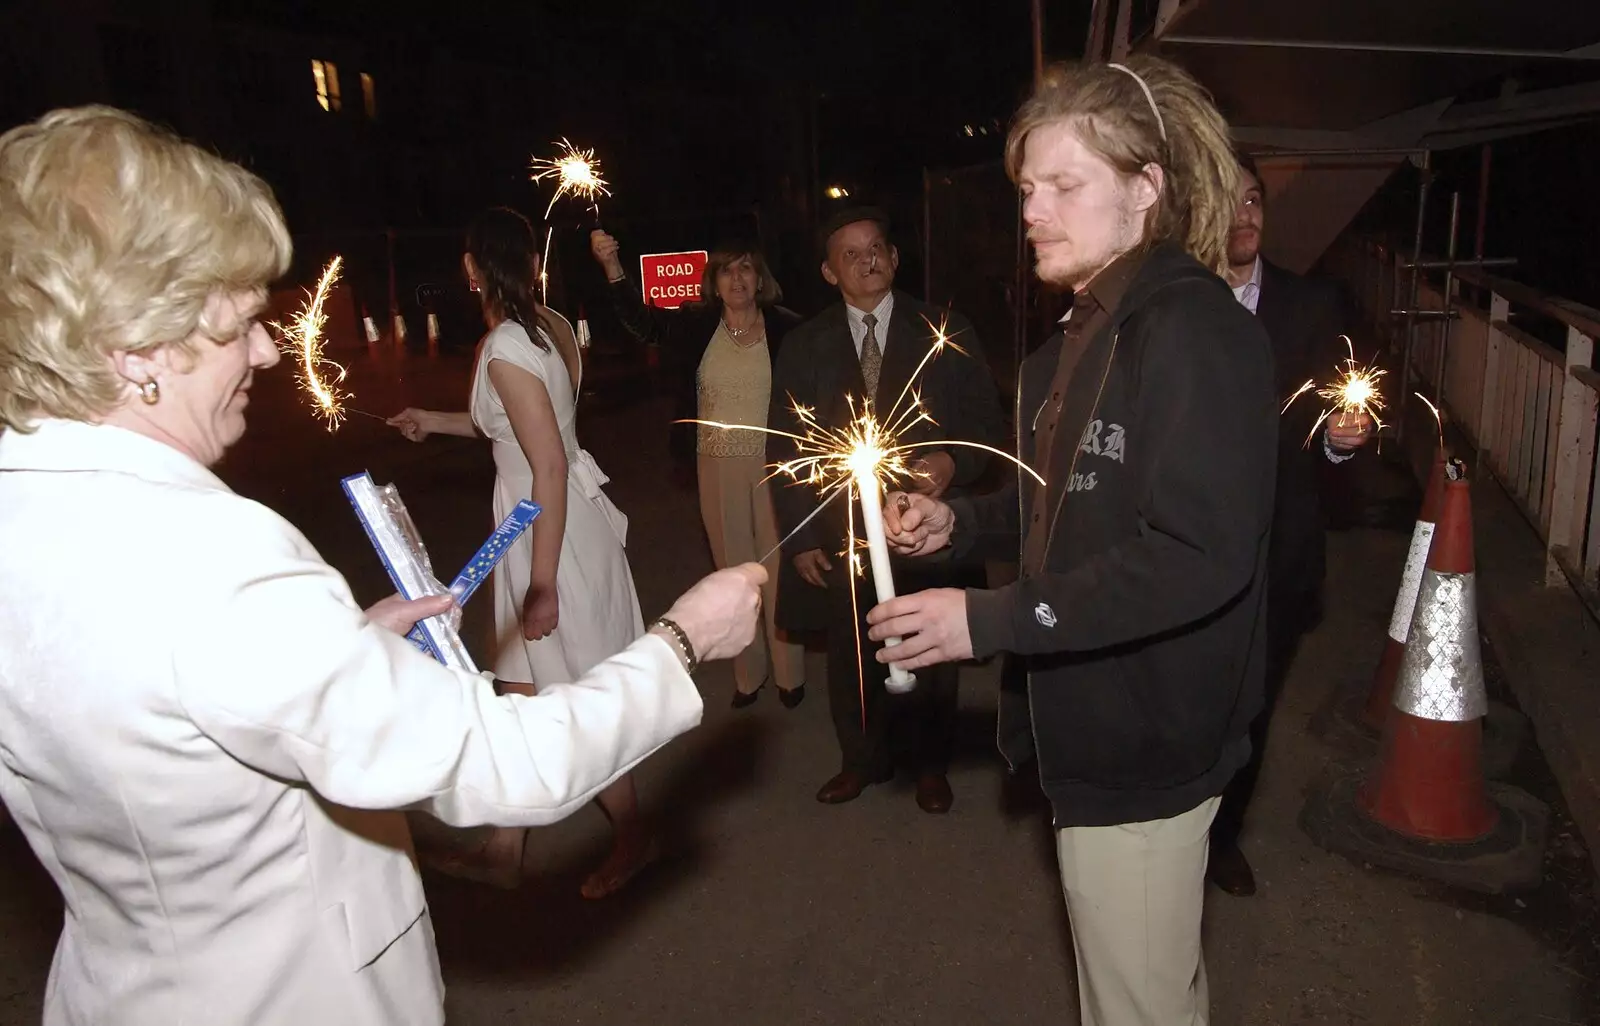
[1416,391,1446,454]
[539,225,554,304]
[1283,335,1386,447]
[683,315,1045,701]
[529,138,610,220]
[273,256,356,430]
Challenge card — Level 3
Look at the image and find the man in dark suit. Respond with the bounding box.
[1210,153,1375,895]
[768,207,1003,812]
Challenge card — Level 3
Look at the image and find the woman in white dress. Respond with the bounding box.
[390,207,656,899]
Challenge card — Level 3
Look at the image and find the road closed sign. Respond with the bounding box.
[639,250,708,309]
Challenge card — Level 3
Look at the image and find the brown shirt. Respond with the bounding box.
[1021,252,1145,576]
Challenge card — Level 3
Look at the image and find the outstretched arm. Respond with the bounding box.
[388,409,477,440]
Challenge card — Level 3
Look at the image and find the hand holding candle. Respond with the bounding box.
[855,478,916,692]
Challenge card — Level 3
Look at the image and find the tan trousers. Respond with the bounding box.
[1056,795,1220,1026]
[697,454,805,694]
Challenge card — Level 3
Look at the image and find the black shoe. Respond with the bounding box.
[731,684,763,709]
[815,768,893,804]
[778,683,806,709]
[915,773,953,814]
[1207,840,1257,896]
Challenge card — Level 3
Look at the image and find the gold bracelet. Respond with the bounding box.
[649,617,698,674]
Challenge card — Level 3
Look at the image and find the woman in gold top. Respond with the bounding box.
[591,231,805,709]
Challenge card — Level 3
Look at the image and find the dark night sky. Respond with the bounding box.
[206,0,1079,202]
[168,0,1091,316]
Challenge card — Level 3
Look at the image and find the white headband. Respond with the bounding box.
[1106,63,1167,143]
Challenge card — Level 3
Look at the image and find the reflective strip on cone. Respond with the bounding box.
[363,316,380,343]
[1393,570,1486,722]
[426,313,440,341]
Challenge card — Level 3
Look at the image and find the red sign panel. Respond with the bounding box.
[639,250,708,309]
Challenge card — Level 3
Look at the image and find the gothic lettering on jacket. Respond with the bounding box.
[1077,419,1126,462]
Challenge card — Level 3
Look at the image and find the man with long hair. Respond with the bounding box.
[869,57,1277,1022]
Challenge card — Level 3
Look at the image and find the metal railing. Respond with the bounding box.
[1329,237,1600,613]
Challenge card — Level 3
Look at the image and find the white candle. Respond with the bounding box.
[855,474,917,694]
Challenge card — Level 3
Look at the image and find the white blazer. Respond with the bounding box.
[0,419,703,1025]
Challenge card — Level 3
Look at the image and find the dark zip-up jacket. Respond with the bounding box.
[949,243,1278,827]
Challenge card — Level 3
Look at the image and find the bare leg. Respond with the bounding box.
[413,680,541,887]
[500,682,658,897]
[580,773,659,899]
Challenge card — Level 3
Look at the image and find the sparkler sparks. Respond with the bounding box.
[529,138,610,220]
[1284,335,1387,447]
[273,256,353,430]
[1415,391,1446,453]
[681,315,1044,707]
[689,317,1042,529]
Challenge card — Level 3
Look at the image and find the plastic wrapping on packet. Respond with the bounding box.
[341,471,539,672]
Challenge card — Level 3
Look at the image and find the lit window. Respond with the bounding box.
[311,59,342,112]
[360,72,376,119]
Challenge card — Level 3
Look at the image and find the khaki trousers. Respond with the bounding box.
[1056,795,1220,1026]
[697,454,804,694]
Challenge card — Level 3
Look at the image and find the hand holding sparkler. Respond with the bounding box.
[1327,410,1375,451]
[1282,335,1385,450]
[590,230,626,282]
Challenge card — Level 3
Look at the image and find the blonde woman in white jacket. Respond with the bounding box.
[0,106,763,1026]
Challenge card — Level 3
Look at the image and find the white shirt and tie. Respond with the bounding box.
[845,290,895,357]
[1232,255,1352,464]
[846,292,895,396]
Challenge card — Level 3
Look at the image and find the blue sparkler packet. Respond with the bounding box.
[402,499,541,650]
[340,471,540,670]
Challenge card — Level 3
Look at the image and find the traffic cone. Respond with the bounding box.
[1363,447,1449,729]
[1300,459,1548,893]
[1358,464,1495,841]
